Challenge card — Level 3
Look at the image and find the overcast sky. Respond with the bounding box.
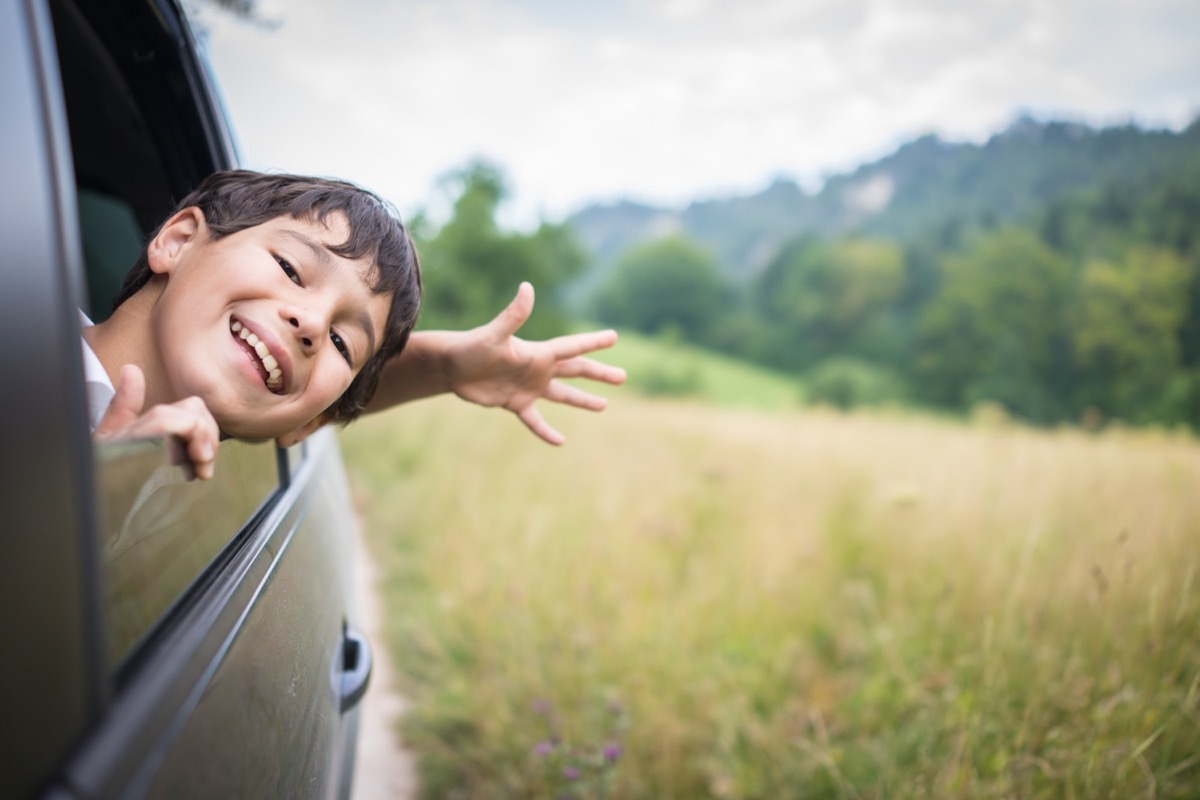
[198,0,1200,227]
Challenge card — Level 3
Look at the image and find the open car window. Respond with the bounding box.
[47,0,285,679]
[49,0,232,322]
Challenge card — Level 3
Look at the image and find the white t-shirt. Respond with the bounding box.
[79,310,115,431]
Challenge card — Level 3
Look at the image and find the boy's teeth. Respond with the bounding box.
[230,319,281,389]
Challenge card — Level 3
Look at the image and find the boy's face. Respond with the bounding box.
[147,210,391,441]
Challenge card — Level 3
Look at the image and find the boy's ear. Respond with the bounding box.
[275,412,332,448]
[147,207,206,275]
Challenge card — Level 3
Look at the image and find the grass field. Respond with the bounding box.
[340,348,1200,799]
[591,328,806,412]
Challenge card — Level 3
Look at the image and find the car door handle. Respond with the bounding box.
[339,625,373,713]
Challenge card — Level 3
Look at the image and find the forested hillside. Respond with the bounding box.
[569,115,1200,428]
[570,116,1200,280]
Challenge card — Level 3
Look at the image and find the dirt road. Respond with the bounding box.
[352,529,418,800]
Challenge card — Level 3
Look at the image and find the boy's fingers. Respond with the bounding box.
[489,282,535,339]
[125,398,219,480]
[554,356,627,385]
[549,329,619,360]
[188,438,216,480]
[544,380,608,412]
[175,397,218,480]
[516,405,564,446]
[93,371,217,480]
[94,364,147,439]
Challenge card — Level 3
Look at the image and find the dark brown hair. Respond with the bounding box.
[115,170,422,424]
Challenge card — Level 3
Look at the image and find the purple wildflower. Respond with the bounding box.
[562,766,581,781]
[603,742,622,762]
[533,740,554,757]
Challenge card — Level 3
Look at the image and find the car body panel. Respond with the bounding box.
[142,438,361,799]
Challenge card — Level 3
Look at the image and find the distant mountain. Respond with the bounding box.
[565,115,1200,290]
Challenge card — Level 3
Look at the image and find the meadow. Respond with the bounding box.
[340,345,1200,799]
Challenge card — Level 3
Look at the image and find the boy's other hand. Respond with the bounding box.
[447,282,627,445]
[93,364,220,480]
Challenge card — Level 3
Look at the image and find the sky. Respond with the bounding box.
[197,0,1200,228]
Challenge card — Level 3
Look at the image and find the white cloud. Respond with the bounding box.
[198,0,1200,227]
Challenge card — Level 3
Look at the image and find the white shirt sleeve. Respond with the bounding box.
[79,310,115,431]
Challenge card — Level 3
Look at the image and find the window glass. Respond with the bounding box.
[95,438,279,670]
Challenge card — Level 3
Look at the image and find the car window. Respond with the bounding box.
[47,0,286,677]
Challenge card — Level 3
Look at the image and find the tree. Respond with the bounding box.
[752,237,905,371]
[592,236,730,344]
[416,162,586,340]
[1072,246,1191,423]
[805,357,907,409]
[914,228,1074,421]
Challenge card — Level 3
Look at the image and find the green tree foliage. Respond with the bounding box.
[416,162,586,340]
[592,236,731,345]
[915,229,1074,421]
[805,357,907,409]
[571,119,1200,430]
[1072,247,1192,423]
[753,237,905,371]
[568,117,1200,287]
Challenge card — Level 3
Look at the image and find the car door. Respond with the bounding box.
[0,1,370,797]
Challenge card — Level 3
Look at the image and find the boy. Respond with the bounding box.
[83,170,625,478]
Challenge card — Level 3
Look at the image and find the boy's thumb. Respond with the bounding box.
[94,364,146,439]
[490,282,534,338]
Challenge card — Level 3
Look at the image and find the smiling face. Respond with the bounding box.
[145,209,392,441]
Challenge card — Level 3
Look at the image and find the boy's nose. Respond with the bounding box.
[280,305,325,352]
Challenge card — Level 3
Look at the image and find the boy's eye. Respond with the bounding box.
[275,255,301,285]
[330,331,351,365]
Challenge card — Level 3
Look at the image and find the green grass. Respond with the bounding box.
[597,328,804,412]
[341,393,1200,799]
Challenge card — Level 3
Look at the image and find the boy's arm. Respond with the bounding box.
[93,364,220,480]
[365,283,626,445]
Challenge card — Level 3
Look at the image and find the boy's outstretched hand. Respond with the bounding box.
[446,282,626,445]
[93,364,220,480]
[370,282,627,445]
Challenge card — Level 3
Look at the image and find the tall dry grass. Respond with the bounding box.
[341,391,1200,799]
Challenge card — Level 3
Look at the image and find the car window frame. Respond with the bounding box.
[0,1,105,796]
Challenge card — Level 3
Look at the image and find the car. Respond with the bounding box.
[1,0,372,797]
